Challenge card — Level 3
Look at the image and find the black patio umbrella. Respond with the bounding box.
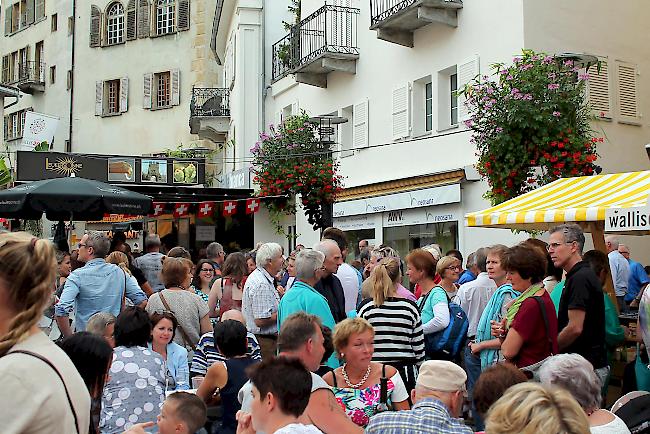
[0,176,153,221]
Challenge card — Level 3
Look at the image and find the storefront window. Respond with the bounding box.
[382,221,458,260]
[342,228,376,262]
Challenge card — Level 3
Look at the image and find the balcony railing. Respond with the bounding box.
[190,87,230,117]
[2,61,46,86]
[371,0,419,26]
[272,5,360,83]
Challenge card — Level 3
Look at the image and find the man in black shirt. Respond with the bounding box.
[314,239,347,323]
[548,223,609,385]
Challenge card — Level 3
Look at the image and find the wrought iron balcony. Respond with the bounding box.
[370,0,463,47]
[2,61,46,94]
[272,5,360,88]
[189,87,230,143]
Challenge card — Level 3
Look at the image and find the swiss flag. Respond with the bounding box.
[197,201,215,218]
[246,198,260,215]
[223,200,237,217]
[151,202,165,217]
[173,203,190,218]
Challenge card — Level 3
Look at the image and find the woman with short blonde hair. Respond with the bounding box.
[358,257,424,394]
[485,382,590,434]
[323,317,410,427]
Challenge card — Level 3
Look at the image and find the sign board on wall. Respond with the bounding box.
[382,206,458,228]
[20,111,60,151]
[605,206,650,232]
[333,214,378,231]
[196,226,216,241]
[333,183,461,218]
[219,167,251,189]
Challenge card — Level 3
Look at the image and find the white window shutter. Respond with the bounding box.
[353,99,368,149]
[275,111,282,127]
[35,0,45,19]
[171,69,180,106]
[617,61,640,124]
[90,5,101,47]
[143,73,152,109]
[586,59,611,119]
[291,101,299,116]
[26,0,35,25]
[457,55,480,122]
[120,77,129,112]
[392,84,410,140]
[126,0,137,40]
[5,7,12,35]
[137,0,150,38]
[95,81,103,116]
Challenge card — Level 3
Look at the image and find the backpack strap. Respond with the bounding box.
[533,296,554,356]
[379,364,388,405]
[5,350,80,434]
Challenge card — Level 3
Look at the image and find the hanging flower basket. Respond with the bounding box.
[251,113,344,233]
[460,49,601,205]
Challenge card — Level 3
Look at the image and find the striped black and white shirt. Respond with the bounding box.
[357,297,425,364]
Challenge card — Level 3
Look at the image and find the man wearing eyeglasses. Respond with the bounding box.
[548,223,608,387]
[205,242,225,278]
[55,231,148,337]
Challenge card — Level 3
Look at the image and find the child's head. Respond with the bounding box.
[247,356,312,433]
[157,392,207,434]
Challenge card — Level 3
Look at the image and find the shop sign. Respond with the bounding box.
[219,167,251,190]
[102,230,141,239]
[333,214,378,231]
[605,206,650,232]
[196,225,216,241]
[383,206,458,228]
[333,183,460,218]
[16,151,205,186]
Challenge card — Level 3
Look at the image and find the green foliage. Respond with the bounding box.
[460,49,601,205]
[251,113,344,232]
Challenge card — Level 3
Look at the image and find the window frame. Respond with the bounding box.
[106,2,126,45]
[156,0,175,36]
[425,81,433,132]
[449,72,458,126]
[154,71,171,108]
[105,79,121,115]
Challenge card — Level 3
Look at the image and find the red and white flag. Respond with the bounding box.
[151,202,165,217]
[173,203,190,218]
[246,198,260,215]
[197,201,215,218]
[223,200,237,217]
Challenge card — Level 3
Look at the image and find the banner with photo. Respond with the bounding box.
[20,111,59,151]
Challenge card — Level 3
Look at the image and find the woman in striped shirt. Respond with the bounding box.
[358,257,425,394]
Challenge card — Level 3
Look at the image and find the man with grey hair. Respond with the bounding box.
[55,231,147,336]
[365,360,473,433]
[86,312,116,347]
[277,250,337,368]
[549,223,608,385]
[242,242,285,360]
[314,239,347,323]
[133,234,165,291]
[605,235,630,313]
[206,241,225,277]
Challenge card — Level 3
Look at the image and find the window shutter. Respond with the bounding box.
[457,55,480,122]
[291,101,299,116]
[35,0,45,20]
[275,111,282,126]
[26,0,35,25]
[177,0,190,31]
[2,56,8,83]
[95,81,104,116]
[137,0,149,38]
[586,60,611,119]
[126,0,137,40]
[90,5,101,47]
[353,99,369,149]
[5,7,12,34]
[171,69,180,106]
[120,77,129,112]
[3,116,8,140]
[392,84,410,140]
[617,61,640,124]
[143,73,152,109]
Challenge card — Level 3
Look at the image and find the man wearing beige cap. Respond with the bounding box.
[365,360,473,433]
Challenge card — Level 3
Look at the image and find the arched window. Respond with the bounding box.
[156,0,175,35]
[106,2,125,45]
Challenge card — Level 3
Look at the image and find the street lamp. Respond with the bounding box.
[307,114,348,147]
[555,52,599,70]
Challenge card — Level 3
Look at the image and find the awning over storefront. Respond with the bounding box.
[465,171,650,231]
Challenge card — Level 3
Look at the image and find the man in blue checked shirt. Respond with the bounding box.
[365,360,473,434]
[55,231,147,336]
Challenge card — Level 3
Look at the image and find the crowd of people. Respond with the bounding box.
[1,222,649,434]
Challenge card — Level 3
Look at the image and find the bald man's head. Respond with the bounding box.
[221,309,245,324]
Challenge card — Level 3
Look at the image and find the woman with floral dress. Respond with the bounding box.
[322,318,409,427]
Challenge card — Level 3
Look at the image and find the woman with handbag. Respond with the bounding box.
[146,257,211,351]
[322,318,410,427]
[0,232,90,434]
[491,244,558,373]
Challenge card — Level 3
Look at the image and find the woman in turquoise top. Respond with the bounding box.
[406,249,451,337]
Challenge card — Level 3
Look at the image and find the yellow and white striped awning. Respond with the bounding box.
[465,171,650,230]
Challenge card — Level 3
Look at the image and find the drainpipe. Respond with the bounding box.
[68,0,76,152]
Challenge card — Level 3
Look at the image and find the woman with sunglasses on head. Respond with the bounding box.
[149,311,190,391]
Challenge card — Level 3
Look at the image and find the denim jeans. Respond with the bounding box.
[464,344,485,431]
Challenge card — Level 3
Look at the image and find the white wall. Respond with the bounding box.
[72,0,218,156]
